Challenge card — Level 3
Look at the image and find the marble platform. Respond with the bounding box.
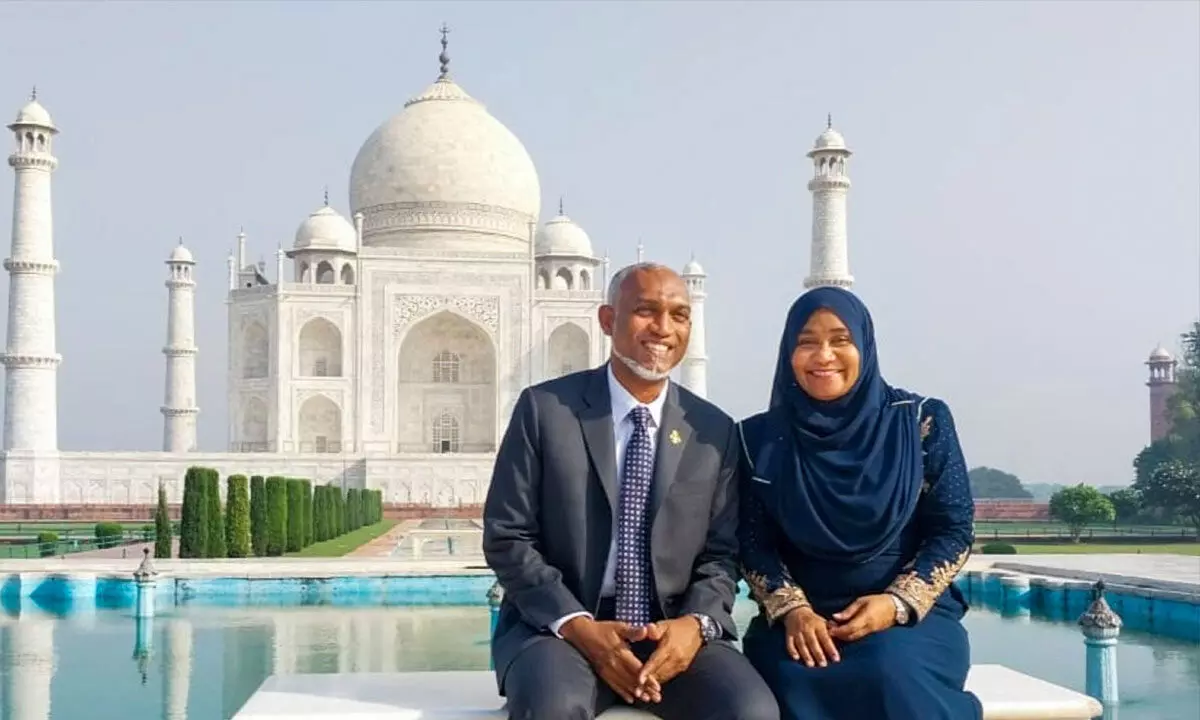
[233,665,1104,720]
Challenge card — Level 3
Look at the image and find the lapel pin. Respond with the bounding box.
[668,429,682,446]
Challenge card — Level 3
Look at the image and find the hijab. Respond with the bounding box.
[756,287,924,564]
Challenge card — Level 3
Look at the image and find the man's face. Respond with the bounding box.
[599,267,691,381]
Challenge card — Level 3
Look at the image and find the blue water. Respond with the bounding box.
[0,575,1195,719]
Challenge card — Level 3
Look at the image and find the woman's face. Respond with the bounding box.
[790,308,861,401]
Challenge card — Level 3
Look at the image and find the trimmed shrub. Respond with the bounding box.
[313,486,327,543]
[179,466,208,558]
[250,475,267,556]
[225,475,252,558]
[286,479,305,552]
[205,469,227,558]
[332,487,344,537]
[154,485,173,559]
[94,522,123,549]
[345,489,358,532]
[37,531,58,557]
[265,476,288,556]
[980,541,1018,555]
[302,480,313,547]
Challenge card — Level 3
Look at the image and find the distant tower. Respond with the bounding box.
[2,92,62,501]
[1147,345,1178,442]
[162,241,199,452]
[680,256,708,398]
[804,116,854,289]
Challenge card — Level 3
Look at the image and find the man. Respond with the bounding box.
[483,263,778,720]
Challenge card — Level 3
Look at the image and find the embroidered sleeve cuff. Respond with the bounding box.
[743,569,810,624]
[885,550,971,622]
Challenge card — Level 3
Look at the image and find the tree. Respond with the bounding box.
[265,476,288,556]
[1139,460,1200,532]
[286,479,305,552]
[968,467,1033,499]
[225,475,252,558]
[1048,484,1115,541]
[302,481,314,547]
[313,486,328,542]
[154,484,173,559]
[179,467,208,559]
[1105,487,1142,524]
[250,475,267,556]
[205,470,227,558]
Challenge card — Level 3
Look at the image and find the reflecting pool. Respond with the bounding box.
[0,597,1195,719]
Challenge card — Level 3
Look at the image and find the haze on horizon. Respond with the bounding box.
[0,0,1196,489]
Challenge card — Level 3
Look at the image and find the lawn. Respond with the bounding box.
[285,520,397,558]
[997,542,1200,556]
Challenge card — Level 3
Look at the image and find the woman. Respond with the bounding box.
[737,286,981,720]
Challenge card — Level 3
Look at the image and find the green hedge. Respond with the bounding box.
[205,469,227,558]
[37,531,58,557]
[154,484,172,558]
[225,475,252,558]
[313,486,328,543]
[179,467,208,558]
[286,479,305,553]
[333,487,345,537]
[250,475,267,556]
[302,481,314,547]
[265,476,288,556]
[980,541,1018,555]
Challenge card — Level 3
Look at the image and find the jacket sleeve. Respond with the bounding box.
[482,388,589,631]
[886,398,975,623]
[736,423,812,625]
[678,419,741,639]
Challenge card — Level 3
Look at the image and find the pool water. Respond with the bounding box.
[0,597,1195,719]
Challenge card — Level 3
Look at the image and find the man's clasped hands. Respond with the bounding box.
[558,615,704,704]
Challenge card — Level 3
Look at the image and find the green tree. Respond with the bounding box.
[265,477,288,556]
[313,486,328,542]
[302,481,314,547]
[225,475,252,558]
[1134,322,1200,512]
[205,470,227,558]
[333,487,345,536]
[1105,487,1142,524]
[250,475,267,556]
[968,467,1033,499]
[1139,460,1200,532]
[1048,484,1116,541]
[179,467,208,559]
[154,484,173,559]
[286,479,305,552]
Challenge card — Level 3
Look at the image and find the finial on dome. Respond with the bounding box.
[636,239,644,264]
[827,112,832,129]
[30,86,37,102]
[177,237,183,246]
[558,196,564,216]
[323,186,329,206]
[438,23,451,79]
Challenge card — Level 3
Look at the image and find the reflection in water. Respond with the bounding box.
[0,598,1194,720]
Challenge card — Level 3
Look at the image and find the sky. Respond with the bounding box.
[0,0,1196,488]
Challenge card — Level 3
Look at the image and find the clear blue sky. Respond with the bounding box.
[0,0,1196,487]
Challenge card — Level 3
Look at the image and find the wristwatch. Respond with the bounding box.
[689,612,721,643]
[888,593,911,626]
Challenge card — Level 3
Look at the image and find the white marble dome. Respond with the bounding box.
[813,126,847,151]
[168,242,194,263]
[1149,345,1174,362]
[294,204,357,251]
[536,213,593,257]
[682,256,705,276]
[348,75,540,247]
[11,98,54,129]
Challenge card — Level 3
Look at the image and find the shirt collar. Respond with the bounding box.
[607,362,668,429]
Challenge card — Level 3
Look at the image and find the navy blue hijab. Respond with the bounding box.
[758,287,924,564]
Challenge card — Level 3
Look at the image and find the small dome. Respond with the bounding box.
[1149,345,1174,362]
[169,243,194,263]
[11,98,54,130]
[294,205,357,251]
[814,126,846,151]
[536,213,593,257]
[682,257,705,276]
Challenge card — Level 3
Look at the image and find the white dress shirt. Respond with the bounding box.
[548,365,668,635]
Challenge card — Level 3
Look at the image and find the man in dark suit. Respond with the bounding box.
[483,263,778,720]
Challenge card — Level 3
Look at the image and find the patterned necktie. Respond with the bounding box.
[615,405,654,626]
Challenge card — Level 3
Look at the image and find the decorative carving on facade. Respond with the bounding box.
[360,200,534,242]
[393,294,500,334]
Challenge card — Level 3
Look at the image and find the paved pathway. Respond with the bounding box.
[346,520,422,558]
[978,553,1200,595]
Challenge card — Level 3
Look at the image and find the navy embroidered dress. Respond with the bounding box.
[736,288,981,720]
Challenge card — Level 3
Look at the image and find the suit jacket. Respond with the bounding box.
[482,364,742,691]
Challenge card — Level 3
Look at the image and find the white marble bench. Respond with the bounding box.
[233,665,1103,719]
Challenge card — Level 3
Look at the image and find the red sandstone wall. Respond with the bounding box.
[973,500,1051,521]
[0,504,182,522]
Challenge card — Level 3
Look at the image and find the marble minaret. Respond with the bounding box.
[1147,345,1178,442]
[2,92,62,503]
[804,116,854,289]
[162,240,198,452]
[679,256,708,398]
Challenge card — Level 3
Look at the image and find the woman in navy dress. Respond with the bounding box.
[737,287,982,720]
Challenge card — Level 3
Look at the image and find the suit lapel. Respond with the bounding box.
[579,367,619,512]
[650,383,689,521]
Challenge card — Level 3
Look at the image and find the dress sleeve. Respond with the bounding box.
[736,424,811,625]
[885,398,975,623]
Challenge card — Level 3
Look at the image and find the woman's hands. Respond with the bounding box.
[782,606,840,667]
[783,594,902,666]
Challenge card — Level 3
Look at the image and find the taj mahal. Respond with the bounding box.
[0,35,856,507]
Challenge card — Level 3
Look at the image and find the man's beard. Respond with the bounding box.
[613,348,672,382]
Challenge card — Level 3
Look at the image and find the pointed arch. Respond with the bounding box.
[548,322,590,378]
[298,394,341,453]
[298,317,343,377]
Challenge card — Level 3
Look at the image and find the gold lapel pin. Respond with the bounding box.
[668,429,682,446]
